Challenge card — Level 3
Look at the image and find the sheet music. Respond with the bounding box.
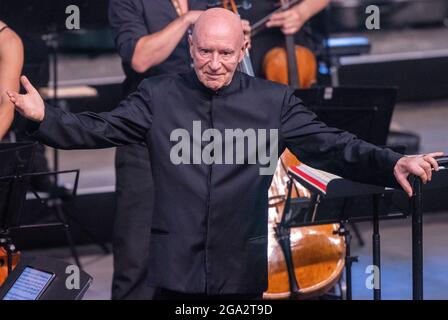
[288,163,341,195]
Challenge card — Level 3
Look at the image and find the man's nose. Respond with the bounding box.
[209,53,221,71]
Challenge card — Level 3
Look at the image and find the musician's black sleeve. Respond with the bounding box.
[280,88,402,188]
[108,0,148,64]
[27,79,153,150]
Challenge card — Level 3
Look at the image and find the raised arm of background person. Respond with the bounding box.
[0,22,23,139]
[108,0,202,73]
[7,76,153,149]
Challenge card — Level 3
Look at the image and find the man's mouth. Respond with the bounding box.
[205,73,224,79]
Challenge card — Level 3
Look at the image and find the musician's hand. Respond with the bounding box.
[6,75,45,122]
[394,152,444,197]
[184,10,204,25]
[241,19,252,50]
[266,7,305,35]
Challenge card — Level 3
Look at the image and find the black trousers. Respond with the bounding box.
[112,143,155,300]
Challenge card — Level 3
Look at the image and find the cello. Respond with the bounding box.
[256,0,345,299]
[251,0,317,88]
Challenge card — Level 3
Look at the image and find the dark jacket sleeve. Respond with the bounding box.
[280,88,402,188]
[108,0,148,64]
[28,80,153,150]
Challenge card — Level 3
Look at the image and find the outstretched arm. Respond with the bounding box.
[7,76,153,150]
[280,89,442,196]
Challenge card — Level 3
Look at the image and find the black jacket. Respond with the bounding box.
[30,71,402,294]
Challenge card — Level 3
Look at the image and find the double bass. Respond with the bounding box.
[252,0,346,299]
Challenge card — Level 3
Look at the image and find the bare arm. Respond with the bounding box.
[0,22,24,139]
[131,11,202,73]
[267,0,330,35]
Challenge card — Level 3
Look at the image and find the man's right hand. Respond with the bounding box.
[6,75,45,122]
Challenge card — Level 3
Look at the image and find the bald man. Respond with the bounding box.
[108,1,251,300]
[7,9,442,298]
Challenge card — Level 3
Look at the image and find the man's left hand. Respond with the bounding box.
[394,152,444,197]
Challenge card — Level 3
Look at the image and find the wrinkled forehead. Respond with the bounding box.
[192,20,243,48]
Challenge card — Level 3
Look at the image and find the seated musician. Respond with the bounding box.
[241,0,330,78]
[7,9,442,299]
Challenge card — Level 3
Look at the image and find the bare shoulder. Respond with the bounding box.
[0,24,23,58]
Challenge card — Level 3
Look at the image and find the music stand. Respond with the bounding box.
[0,142,36,275]
[0,142,108,273]
[21,169,83,268]
[278,87,399,300]
[295,86,397,146]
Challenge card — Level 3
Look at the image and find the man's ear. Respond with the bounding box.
[238,44,246,63]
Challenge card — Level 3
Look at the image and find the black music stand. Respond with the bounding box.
[0,142,108,272]
[295,86,397,146]
[0,142,36,275]
[22,169,83,268]
[18,168,111,268]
